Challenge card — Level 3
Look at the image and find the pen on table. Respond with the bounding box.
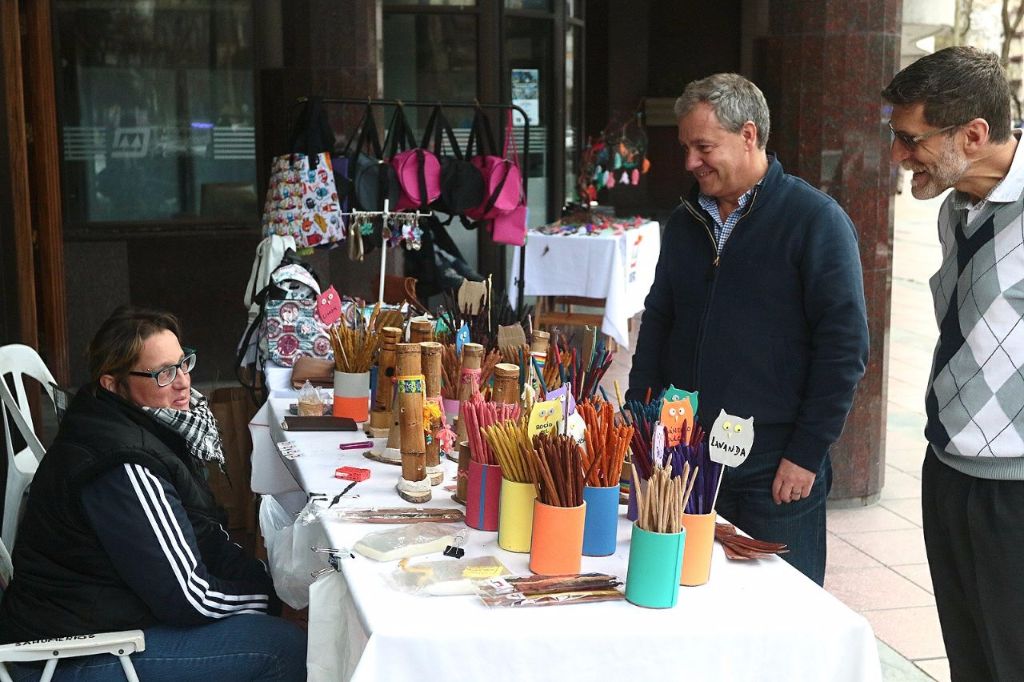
[339,440,373,450]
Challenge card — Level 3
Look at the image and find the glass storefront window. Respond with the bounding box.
[506,17,552,227]
[54,0,256,227]
[385,0,475,5]
[505,0,553,10]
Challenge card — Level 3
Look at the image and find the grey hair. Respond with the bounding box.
[674,73,771,149]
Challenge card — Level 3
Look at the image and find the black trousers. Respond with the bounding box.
[922,448,1024,681]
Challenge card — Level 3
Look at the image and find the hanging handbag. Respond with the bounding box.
[422,105,485,215]
[392,105,442,210]
[352,105,402,212]
[463,107,523,222]
[259,263,333,368]
[488,109,528,246]
[261,96,346,248]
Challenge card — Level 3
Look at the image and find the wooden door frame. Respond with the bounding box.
[1,0,68,384]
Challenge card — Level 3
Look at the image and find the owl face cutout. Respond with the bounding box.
[708,409,755,468]
[527,399,564,440]
[660,386,697,448]
[316,285,342,326]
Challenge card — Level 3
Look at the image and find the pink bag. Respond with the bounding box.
[463,108,524,221]
[393,147,442,210]
[490,202,527,246]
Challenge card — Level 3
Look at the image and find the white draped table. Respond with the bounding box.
[250,399,881,681]
[510,220,661,349]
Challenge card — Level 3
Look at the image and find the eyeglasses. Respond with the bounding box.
[888,122,959,151]
[128,349,197,387]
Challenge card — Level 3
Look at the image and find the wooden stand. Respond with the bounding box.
[366,326,403,438]
[410,318,434,343]
[492,363,521,407]
[395,343,431,503]
[421,341,444,485]
[454,343,484,447]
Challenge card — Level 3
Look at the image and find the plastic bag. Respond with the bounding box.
[258,495,329,609]
[352,523,460,561]
[385,556,510,596]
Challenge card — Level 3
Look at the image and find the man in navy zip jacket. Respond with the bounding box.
[628,73,869,585]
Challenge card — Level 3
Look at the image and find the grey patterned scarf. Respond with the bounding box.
[142,388,225,466]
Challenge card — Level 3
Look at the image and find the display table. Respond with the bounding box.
[251,399,881,681]
[510,221,660,349]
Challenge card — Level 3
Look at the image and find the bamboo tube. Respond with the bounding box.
[492,363,521,406]
[396,344,426,483]
[455,343,484,445]
[369,326,403,432]
[421,342,443,472]
[529,330,550,393]
[410,319,434,343]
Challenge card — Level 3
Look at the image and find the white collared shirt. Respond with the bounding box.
[957,130,1024,225]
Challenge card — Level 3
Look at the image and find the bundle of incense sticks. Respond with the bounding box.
[440,343,502,400]
[528,432,585,507]
[438,287,498,350]
[482,417,533,483]
[461,398,521,465]
[329,310,384,373]
[670,426,723,516]
[621,396,663,473]
[632,457,700,534]
[547,335,614,401]
[578,399,633,487]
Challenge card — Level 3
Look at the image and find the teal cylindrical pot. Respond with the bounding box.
[582,484,620,556]
[625,524,686,608]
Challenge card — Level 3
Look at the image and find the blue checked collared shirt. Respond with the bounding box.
[697,184,759,253]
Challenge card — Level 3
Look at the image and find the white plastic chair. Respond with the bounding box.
[0,345,58,549]
[0,537,145,682]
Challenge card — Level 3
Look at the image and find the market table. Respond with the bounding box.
[250,398,881,681]
[510,220,661,349]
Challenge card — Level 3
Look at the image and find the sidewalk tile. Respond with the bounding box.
[865,605,946,661]
[827,505,915,534]
[915,658,951,682]
[891,563,933,595]
[841,528,928,566]
[824,565,934,611]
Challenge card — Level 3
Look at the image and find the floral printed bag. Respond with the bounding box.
[261,96,346,249]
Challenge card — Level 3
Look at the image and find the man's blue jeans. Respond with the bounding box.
[7,614,306,681]
[714,450,831,585]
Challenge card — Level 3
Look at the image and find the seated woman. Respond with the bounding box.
[0,306,306,681]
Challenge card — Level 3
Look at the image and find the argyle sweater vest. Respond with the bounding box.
[926,192,1024,479]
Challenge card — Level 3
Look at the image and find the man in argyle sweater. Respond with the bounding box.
[884,47,1024,681]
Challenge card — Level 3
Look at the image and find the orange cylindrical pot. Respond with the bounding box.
[680,511,717,586]
[529,500,586,575]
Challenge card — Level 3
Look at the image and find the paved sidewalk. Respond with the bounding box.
[602,189,951,680]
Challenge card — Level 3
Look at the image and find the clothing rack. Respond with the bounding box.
[300,96,531,315]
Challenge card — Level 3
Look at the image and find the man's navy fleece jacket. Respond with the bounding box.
[627,156,869,473]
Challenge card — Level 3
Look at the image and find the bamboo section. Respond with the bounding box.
[368,326,403,432]
[492,363,521,406]
[421,341,443,473]
[396,344,427,484]
[455,343,484,445]
[410,319,434,343]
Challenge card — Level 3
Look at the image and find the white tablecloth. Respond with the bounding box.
[251,399,881,682]
[510,221,661,349]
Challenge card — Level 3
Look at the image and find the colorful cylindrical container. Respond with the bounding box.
[625,523,686,608]
[498,478,537,553]
[442,398,460,426]
[465,460,502,531]
[680,511,717,586]
[582,485,620,556]
[529,500,586,575]
[333,371,370,422]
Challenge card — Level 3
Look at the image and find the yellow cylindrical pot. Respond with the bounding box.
[498,479,537,553]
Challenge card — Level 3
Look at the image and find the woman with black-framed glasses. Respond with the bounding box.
[0,306,306,681]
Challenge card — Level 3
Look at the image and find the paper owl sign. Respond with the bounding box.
[527,399,563,440]
[708,409,754,468]
[660,386,697,448]
[316,286,342,326]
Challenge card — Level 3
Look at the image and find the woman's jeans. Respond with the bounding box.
[714,450,832,586]
[7,614,306,682]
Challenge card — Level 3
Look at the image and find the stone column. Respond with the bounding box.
[756,0,902,503]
